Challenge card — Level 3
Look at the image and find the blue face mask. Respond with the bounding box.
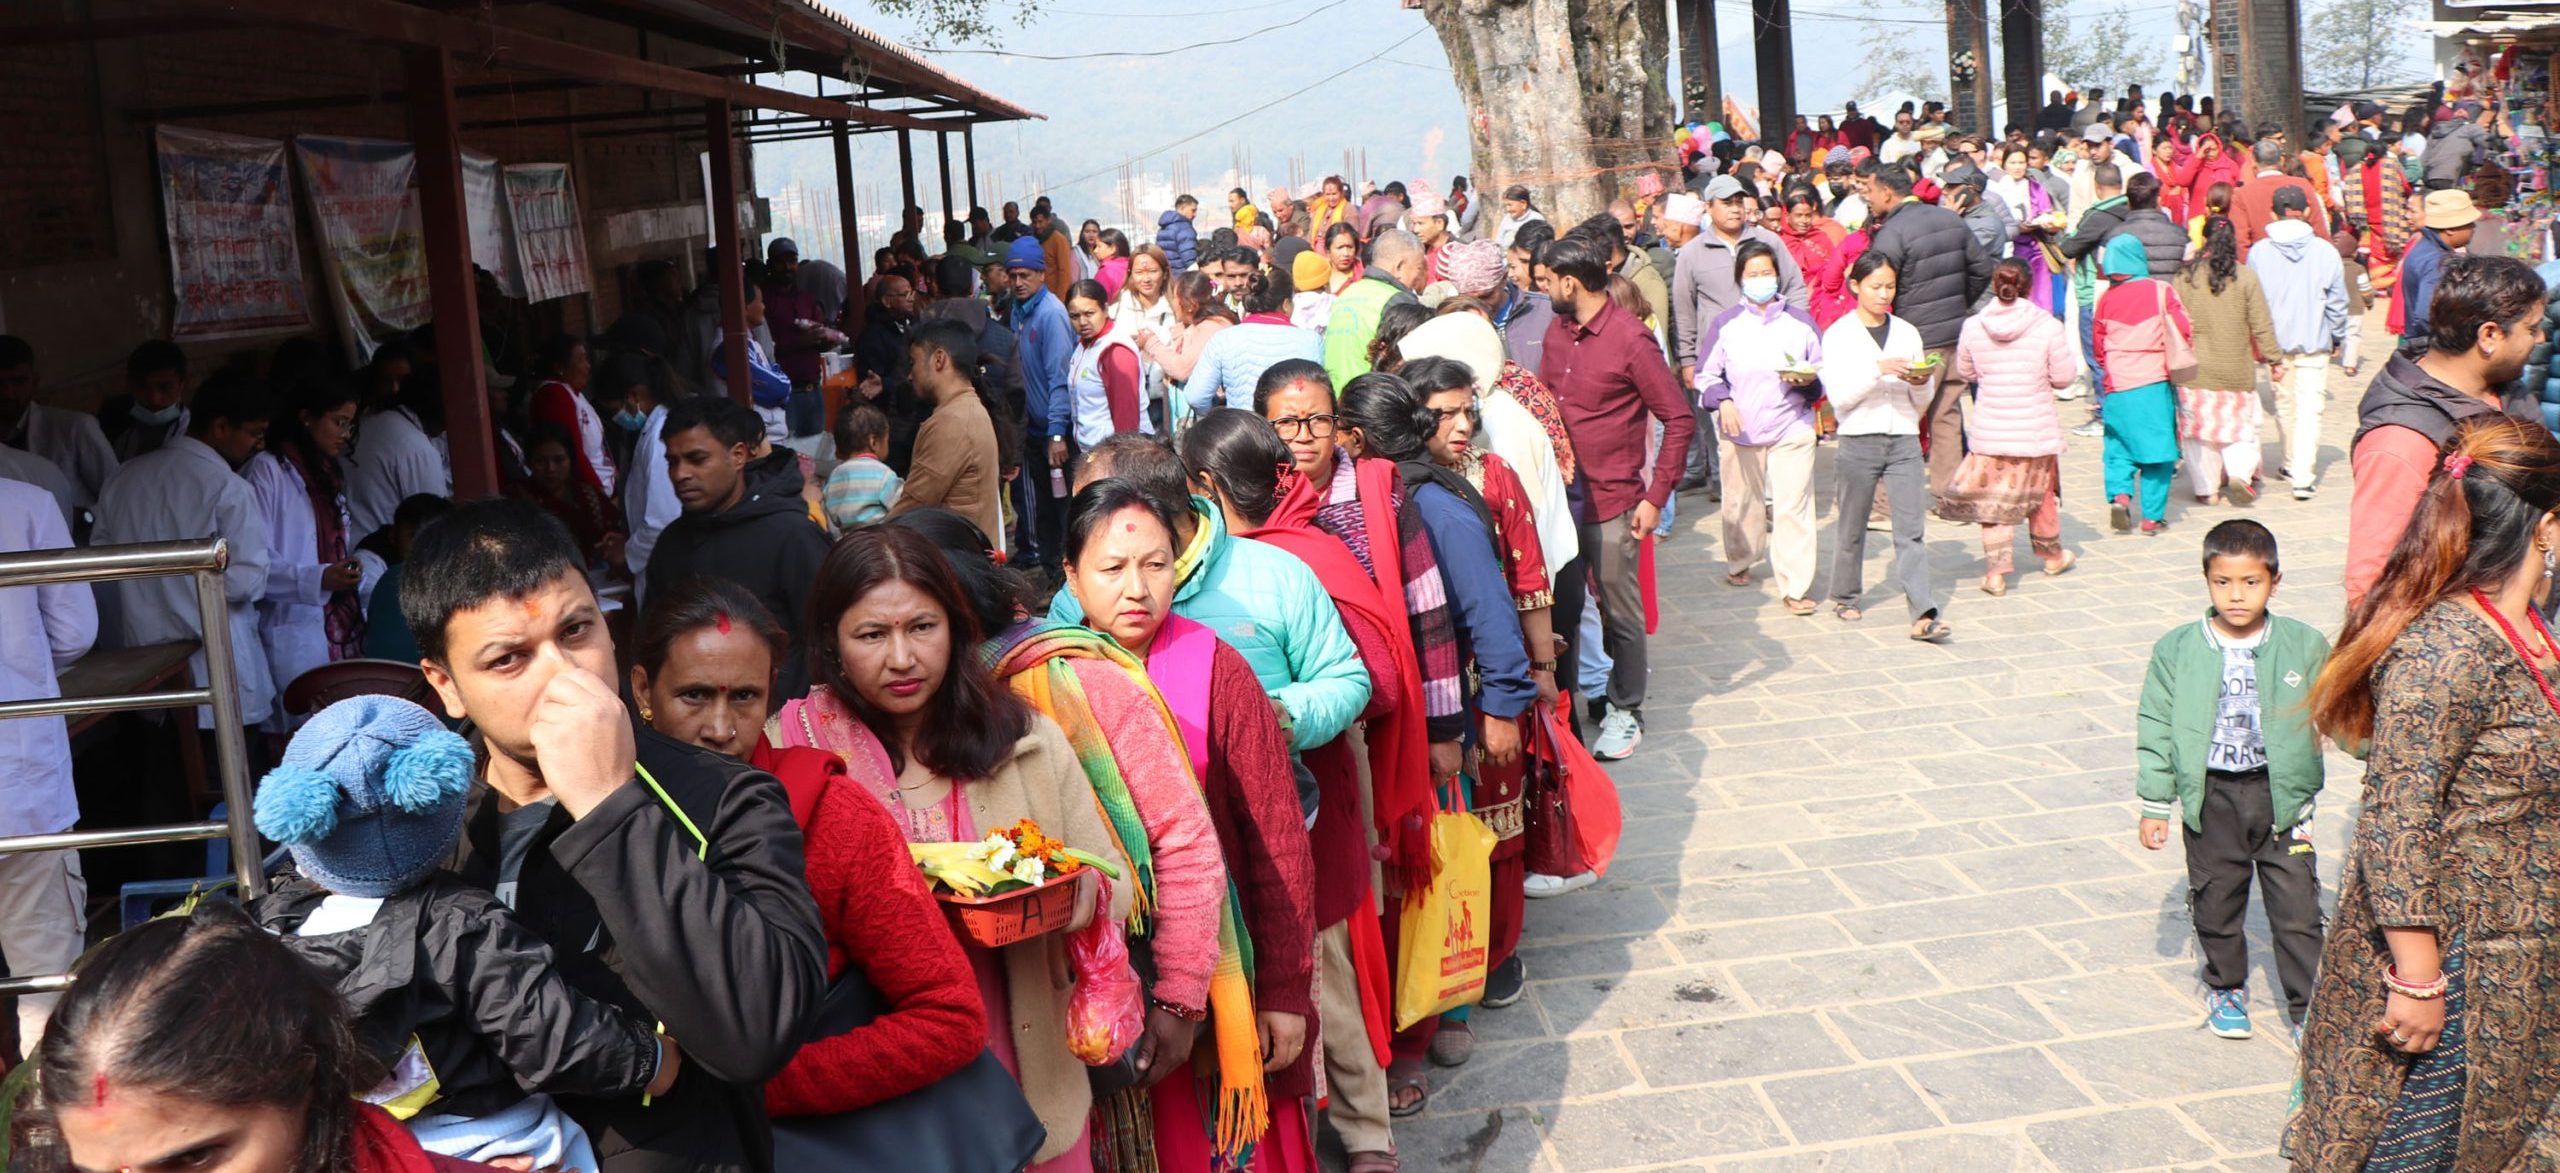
[612,409,648,431]
[131,401,183,427]
[1742,275,1781,304]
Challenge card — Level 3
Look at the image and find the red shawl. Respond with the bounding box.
[1249,460,1433,888]
[353,1104,505,1172]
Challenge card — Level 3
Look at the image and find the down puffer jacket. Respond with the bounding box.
[1863,199,1994,349]
[1156,208,1200,272]
[2519,260,2560,433]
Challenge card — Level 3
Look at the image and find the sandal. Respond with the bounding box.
[1980,575,2008,597]
[1833,603,1863,622]
[1347,1154,1401,1173]
[1429,1020,1476,1067]
[1783,596,1817,616]
[1724,570,1753,587]
[1910,616,1954,643]
[1388,1057,1430,1117]
[2042,550,2078,577]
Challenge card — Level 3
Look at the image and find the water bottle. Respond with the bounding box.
[1050,466,1067,498]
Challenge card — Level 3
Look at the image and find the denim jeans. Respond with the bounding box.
[785,385,824,439]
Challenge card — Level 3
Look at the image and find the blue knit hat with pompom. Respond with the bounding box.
[252,695,474,898]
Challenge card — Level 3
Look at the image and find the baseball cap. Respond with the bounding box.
[2081,124,2112,143]
[1006,236,1047,272]
[1702,175,1747,202]
[767,237,800,259]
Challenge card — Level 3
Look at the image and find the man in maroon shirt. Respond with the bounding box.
[1537,230,1695,761]
[762,238,839,439]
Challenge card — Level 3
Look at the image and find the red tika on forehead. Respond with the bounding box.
[93,1073,108,1107]
[715,611,732,635]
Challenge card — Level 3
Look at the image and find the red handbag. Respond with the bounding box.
[1524,701,1623,878]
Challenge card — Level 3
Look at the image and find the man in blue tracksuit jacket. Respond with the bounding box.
[1004,235,1075,571]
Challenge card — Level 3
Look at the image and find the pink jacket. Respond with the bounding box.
[1952,297,2075,457]
[2094,277,2194,393]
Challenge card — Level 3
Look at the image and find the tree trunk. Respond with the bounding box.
[1423,0,1672,226]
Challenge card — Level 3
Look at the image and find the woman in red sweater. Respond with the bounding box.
[1062,477,1321,1173]
[527,333,615,496]
[626,576,985,1118]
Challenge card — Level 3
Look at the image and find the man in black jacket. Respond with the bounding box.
[1863,164,1994,499]
[410,498,826,1173]
[2111,173,2190,279]
[646,397,831,697]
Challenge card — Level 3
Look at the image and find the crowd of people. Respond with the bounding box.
[3,72,2560,1173]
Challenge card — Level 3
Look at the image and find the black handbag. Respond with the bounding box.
[770,965,1047,1173]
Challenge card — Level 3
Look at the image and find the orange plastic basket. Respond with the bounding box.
[937,875,1078,948]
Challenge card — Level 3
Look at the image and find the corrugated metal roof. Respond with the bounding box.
[785,0,1039,121]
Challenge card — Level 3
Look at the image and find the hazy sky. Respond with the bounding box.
[751,0,2261,263]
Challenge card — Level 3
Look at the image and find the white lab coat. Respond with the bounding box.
[0,445,79,527]
[90,437,274,728]
[244,451,373,717]
[346,407,450,540]
[621,404,681,587]
[6,404,118,507]
[0,478,96,838]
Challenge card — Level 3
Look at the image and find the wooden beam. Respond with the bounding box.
[6,15,242,45]
[704,99,753,406]
[159,0,948,129]
[936,131,955,228]
[964,126,979,215]
[130,77,590,123]
[1752,0,1795,149]
[896,131,918,220]
[405,47,497,499]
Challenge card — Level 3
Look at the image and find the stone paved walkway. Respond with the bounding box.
[1395,328,2389,1172]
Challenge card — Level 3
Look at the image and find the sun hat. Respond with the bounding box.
[2422,189,2481,230]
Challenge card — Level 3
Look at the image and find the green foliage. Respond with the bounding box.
[1855,23,1945,103]
[875,0,1032,47]
[2305,0,2427,90]
[2043,0,2162,96]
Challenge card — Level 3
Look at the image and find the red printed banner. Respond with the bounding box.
[154,127,310,339]
[504,163,591,303]
[294,135,430,363]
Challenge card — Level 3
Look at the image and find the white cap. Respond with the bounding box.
[1662,193,1706,226]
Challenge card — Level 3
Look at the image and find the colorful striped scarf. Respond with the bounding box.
[1143,613,1269,1161]
[984,618,1161,929]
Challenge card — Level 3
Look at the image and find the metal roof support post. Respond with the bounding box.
[834,118,865,337]
[937,130,955,232]
[1753,0,1796,149]
[406,46,497,499]
[897,130,918,223]
[964,126,980,219]
[706,98,754,405]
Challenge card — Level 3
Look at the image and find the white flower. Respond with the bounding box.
[1011,856,1046,885]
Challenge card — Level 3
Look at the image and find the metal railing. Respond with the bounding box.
[0,538,263,998]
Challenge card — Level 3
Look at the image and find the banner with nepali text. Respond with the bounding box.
[153,126,311,339]
[504,163,591,303]
[294,135,430,363]
[463,151,525,299]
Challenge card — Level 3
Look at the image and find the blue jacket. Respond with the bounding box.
[2246,220,2350,355]
[1156,209,1199,273]
[1412,482,1535,722]
[1008,286,1075,438]
[712,335,792,408]
[1050,500,1370,748]
[2400,228,2454,345]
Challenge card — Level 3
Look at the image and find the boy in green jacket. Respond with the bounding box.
[2135,518,2330,1041]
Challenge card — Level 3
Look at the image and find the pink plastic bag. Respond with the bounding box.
[1064,893,1144,1066]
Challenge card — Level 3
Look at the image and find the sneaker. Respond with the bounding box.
[1481,955,1528,1008]
[2293,484,2317,501]
[2055,380,2085,401]
[2204,988,2253,1039]
[1525,871,1598,899]
[1591,705,1643,761]
[2110,494,2134,533]
[2071,419,2105,438]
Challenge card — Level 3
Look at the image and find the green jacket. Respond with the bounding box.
[2135,611,2330,832]
[1321,274,1415,389]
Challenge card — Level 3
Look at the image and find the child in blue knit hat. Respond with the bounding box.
[247,695,680,1172]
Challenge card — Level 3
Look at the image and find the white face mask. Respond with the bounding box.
[1741,275,1781,305]
[131,402,182,427]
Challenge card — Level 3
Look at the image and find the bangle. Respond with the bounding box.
[1529,659,1558,673]
[1151,997,1208,1022]
[2384,964,2447,1000]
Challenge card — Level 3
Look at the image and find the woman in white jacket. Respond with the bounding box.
[244,378,377,727]
[1819,252,1949,641]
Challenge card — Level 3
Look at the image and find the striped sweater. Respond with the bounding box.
[1313,456,1467,737]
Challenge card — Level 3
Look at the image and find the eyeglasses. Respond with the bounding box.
[1269,413,1338,438]
[1430,403,1482,427]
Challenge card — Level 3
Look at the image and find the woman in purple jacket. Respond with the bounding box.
[1694,240,1826,614]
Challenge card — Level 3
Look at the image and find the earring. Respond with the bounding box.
[638,704,653,722]
[2545,546,2556,580]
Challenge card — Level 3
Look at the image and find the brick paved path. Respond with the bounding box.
[1391,332,2388,1172]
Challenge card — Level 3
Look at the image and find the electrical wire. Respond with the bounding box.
[982,0,1302,17]
[919,0,1352,59]
[1046,28,1429,192]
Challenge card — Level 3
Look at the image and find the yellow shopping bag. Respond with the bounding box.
[1393,802,1498,1030]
